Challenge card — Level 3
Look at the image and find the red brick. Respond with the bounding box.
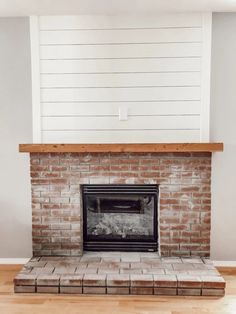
[130,274,153,287]
[154,288,177,295]
[160,199,179,205]
[160,217,180,224]
[191,237,210,244]
[14,274,37,286]
[171,237,190,244]
[37,286,59,293]
[107,274,130,287]
[61,243,80,250]
[37,274,60,286]
[202,289,225,296]
[107,287,130,294]
[83,274,106,286]
[130,287,153,295]
[169,225,190,231]
[83,287,106,294]
[140,172,160,178]
[177,275,202,288]
[178,288,201,296]
[51,166,68,171]
[201,276,226,289]
[161,244,180,251]
[181,186,200,192]
[153,275,177,287]
[110,158,139,165]
[110,165,130,171]
[49,179,68,185]
[60,286,82,294]
[15,285,36,293]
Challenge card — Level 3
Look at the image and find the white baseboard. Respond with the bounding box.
[0,258,30,264]
[213,260,236,267]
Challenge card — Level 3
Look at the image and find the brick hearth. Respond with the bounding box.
[14,253,225,296]
[30,152,211,257]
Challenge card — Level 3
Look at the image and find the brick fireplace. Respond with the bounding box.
[14,143,226,296]
[30,150,212,257]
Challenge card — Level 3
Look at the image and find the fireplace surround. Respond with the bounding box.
[20,142,225,257]
[30,151,211,257]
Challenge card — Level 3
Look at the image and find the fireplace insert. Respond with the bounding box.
[82,184,159,251]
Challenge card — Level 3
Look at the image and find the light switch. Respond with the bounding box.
[119,106,128,121]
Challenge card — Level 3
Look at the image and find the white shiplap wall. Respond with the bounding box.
[30,14,212,143]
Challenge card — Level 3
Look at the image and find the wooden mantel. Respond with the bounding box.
[19,143,224,153]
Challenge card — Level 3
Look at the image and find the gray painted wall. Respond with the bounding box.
[0,14,236,260]
[0,18,32,258]
[210,13,236,260]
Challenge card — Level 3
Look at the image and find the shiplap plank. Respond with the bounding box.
[42,115,200,130]
[40,43,202,59]
[40,28,202,45]
[42,101,201,116]
[42,129,200,143]
[41,72,200,88]
[41,86,200,102]
[40,58,201,74]
[39,14,202,30]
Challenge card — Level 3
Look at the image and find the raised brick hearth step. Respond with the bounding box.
[14,253,225,296]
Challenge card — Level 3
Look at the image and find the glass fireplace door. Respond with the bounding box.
[82,184,158,251]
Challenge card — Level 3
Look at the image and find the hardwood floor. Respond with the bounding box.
[1,265,236,314]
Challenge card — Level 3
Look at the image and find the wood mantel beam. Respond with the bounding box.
[19,143,224,153]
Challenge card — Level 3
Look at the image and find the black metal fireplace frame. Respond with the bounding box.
[82,184,159,252]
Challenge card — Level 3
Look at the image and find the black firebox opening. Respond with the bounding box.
[82,184,159,252]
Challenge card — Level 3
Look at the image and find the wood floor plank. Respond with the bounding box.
[0,265,235,314]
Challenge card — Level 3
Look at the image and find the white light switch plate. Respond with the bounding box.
[119,106,128,120]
